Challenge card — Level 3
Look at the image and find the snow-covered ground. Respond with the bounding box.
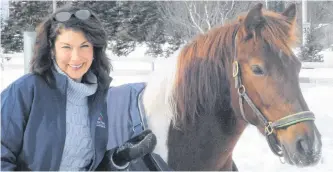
[0,48,332,171]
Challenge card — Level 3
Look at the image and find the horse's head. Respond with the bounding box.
[230,3,322,167]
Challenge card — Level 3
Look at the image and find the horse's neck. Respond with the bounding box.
[142,55,247,170]
[167,109,245,170]
[144,88,246,170]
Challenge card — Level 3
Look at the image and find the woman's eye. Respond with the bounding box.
[81,45,89,48]
[62,46,70,49]
[251,65,265,76]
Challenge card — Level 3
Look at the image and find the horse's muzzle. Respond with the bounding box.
[280,122,322,167]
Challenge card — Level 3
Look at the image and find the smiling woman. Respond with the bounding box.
[0,5,130,171]
[0,6,114,171]
[1,5,161,171]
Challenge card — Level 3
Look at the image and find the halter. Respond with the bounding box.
[231,26,315,157]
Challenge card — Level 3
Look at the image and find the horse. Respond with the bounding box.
[140,3,322,171]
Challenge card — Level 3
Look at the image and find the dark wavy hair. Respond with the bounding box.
[30,5,112,90]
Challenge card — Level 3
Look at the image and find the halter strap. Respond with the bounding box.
[271,111,315,129]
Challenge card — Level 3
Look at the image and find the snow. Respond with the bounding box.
[314,23,330,30]
[0,48,332,171]
[300,68,333,79]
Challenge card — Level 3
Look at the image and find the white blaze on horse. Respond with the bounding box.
[141,3,322,171]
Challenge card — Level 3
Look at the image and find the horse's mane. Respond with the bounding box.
[169,9,299,128]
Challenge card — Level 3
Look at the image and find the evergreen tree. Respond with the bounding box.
[1,1,52,53]
[57,1,165,57]
[298,26,324,62]
[112,1,166,57]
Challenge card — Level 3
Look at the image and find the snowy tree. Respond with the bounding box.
[2,1,331,58]
[298,26,324,62]
[1,1,52,53]
[307,1,333,49]
[70,1,164,57]
[155,1,262,57]
[110,1,164,56]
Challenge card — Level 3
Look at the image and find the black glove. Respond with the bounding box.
[97,129,157,171]
[112,129,157,166]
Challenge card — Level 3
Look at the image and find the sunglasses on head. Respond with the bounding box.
[54,9,93,22]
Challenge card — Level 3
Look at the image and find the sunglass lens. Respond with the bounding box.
[55,12,71,22]
[75,10,91,20]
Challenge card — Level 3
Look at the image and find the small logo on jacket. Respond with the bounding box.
[96,113,106,128]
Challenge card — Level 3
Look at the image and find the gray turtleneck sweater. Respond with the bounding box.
[53,63,98,171]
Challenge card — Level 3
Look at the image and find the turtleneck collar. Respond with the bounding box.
[52,60,98,105]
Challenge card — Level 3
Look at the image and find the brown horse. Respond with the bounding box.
[141,3,322,171]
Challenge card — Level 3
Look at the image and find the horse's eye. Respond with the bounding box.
[251,65,265,76]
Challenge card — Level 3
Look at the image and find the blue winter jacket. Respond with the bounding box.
[1,71,111,171]
[106,83,170,171]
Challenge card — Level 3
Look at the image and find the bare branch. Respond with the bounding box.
[225,0,235,20]
[204,3,211,30]
[185,1,205,34]
[192,2,202,24]
[157,1,254,42]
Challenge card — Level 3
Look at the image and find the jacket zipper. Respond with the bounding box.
[56,80,68,170]
[89,117,97,171]
[88,92,99,171]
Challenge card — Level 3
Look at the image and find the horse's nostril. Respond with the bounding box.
[297,138,312,155]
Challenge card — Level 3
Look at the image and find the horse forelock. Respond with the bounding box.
[238,10,298,58]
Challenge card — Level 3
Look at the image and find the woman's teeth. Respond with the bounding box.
[69,64,83,69]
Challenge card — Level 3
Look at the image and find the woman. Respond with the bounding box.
[0,6,135,171]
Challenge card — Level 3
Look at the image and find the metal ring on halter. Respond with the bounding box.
[237,85,246,95]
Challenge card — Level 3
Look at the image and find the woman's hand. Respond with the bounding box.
[97,129,157,171]
[112,129,157,166]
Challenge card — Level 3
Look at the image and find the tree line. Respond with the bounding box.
[1,1,333,58]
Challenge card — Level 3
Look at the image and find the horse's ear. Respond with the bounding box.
[282,3,296,22]
[243,3,264,36]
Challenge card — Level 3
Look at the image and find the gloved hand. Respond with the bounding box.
[112,129,157,166]
[97,129,157,171]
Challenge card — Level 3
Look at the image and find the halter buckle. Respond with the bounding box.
[232,61,239,78]
[265,122,274,135]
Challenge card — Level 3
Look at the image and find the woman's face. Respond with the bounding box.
[54,29,94,81]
